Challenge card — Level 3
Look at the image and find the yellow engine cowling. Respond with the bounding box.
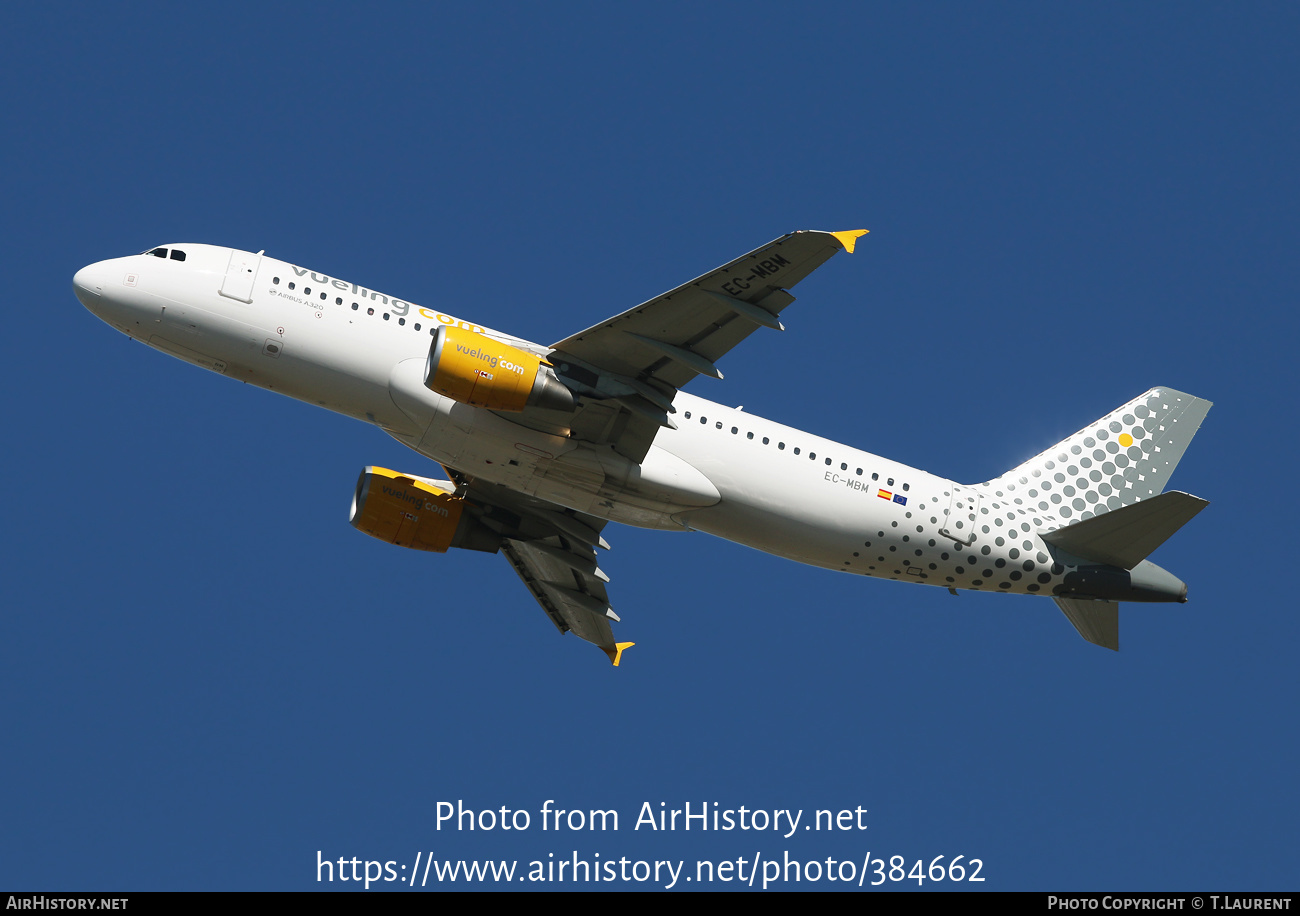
[424,326,573,412]
[349,467,498,553]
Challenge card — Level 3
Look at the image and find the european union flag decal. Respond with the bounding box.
[893,494,907,506]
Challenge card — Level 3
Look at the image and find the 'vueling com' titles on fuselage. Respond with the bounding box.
[287,265,431,319]
[277,263,489,336]
[73,233,1211,661]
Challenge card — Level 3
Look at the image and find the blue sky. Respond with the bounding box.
[2,3,1297,891]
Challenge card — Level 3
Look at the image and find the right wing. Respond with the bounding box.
[445,468,633,666]
[502,537,632,666]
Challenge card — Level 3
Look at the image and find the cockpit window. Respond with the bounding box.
[140,247,185,260]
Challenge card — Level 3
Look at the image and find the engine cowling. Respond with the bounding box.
[349,467,499,553]
[424,326,573,412]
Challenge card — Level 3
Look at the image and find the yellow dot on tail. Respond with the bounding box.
[1119,433,1133,447]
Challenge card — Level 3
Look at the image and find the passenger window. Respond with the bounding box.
[367,307,374,315]
[778,442,785,450]
[731,426,737,434]
[273,277,280,285]
[304,287,311,295]
[335,297,342,305]
[763,437,769,445]
[351,303,358,310]
[887,478,894,486]
[794,448,801,455]
[288,282,295,290]
[715,422,722,429]
[414,323,421,331]
[383,313,390,320]
[320,292,327,301]
[684,412,692,419]
[872,473,879,481]
[746,432,754,440]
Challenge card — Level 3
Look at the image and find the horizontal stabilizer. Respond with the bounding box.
[1042,491,1208,570]
[1054,597,1120,651]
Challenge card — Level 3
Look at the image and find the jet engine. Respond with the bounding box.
[349,467,499,553]
[424,326,573,412]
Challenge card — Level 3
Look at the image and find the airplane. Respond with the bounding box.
[73,230,1211,664]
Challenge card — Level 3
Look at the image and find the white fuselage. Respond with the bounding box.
[73,244,1070,598]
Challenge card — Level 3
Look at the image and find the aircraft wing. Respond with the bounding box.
[448,230,866,657]
[538,229,866,462]
[502,537,631,664]
[446,468,633,665]
[551,229,866,385]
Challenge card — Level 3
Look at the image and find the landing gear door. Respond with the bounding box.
[940,485,981,546]
[219,249,262,304]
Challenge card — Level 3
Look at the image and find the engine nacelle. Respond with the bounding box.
[349,467,499,553]
[424,326,573,412]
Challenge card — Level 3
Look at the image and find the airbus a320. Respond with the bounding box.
[74,230,1211,663]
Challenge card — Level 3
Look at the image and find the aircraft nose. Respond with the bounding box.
[73,263,104,310]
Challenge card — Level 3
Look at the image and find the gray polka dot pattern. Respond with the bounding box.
[834,387,1209,601]
[980,388,1212,524]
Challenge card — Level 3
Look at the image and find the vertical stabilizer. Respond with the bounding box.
[982,388,1211,524]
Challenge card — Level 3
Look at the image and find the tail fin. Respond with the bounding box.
[981,387,1212,524]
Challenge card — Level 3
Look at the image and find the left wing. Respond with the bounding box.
[527,229,866,462]
[552,229,866,386]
